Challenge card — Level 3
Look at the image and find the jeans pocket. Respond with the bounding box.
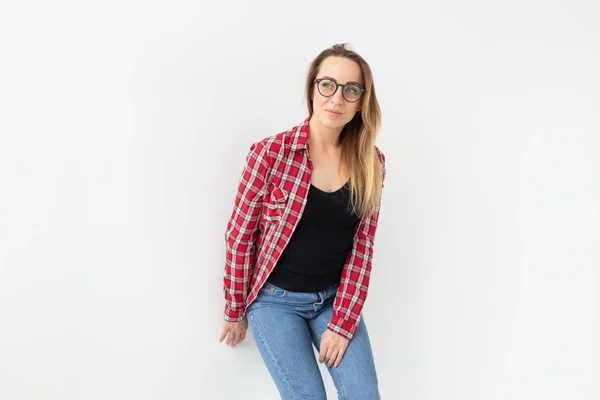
[260,282,287,298]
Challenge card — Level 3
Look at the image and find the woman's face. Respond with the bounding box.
[311,56,364,131]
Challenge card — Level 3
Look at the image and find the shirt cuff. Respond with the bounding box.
[326,314,358,340]
[223,304,246,322]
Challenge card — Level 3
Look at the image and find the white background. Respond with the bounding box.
[1,1,599,399]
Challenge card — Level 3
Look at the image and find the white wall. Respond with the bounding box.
[1,1,598,399]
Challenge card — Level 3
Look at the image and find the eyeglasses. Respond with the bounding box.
[315,78,365,103]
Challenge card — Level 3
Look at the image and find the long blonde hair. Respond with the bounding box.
[305,43,383,218]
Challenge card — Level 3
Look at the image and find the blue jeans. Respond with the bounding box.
[246,281,380,400]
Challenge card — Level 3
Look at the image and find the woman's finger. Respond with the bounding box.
[327,349,339,367]
[324,346,335,364]
[219,329,228,343]
[333,348,345,367]
[319,343,328,363]
[226,331,234,345]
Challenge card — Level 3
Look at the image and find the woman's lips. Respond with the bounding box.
[325,110,343,117]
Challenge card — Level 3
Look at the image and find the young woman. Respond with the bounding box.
[219,43,386,399]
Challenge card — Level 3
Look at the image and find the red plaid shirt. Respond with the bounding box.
[223,116,386,340]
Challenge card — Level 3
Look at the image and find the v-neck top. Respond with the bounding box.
[266,180,361,292]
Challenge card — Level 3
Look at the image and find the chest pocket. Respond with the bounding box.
[263,183,288,224]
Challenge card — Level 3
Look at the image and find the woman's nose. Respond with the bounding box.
[330,88,345,104]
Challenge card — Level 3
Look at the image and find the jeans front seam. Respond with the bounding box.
[308,324,348,400]
[248,312,296,399]
[328,361,348,400]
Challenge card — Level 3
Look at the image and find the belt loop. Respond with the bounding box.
[316,291,324,306]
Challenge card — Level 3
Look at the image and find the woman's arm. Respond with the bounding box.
[326,147,386,340]
[223,141,270,322]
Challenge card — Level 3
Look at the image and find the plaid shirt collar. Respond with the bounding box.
[286,115,311,152]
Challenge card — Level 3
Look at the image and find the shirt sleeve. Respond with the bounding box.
[326,147,386,339]
[223,141,270,322]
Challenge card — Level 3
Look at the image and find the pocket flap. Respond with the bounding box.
[269,184,288,203]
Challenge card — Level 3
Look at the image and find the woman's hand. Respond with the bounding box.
[319,329,349,367]
[219,317,248,347]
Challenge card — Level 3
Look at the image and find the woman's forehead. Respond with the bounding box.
[318,57,363,84]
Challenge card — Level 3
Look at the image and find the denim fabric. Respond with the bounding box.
[247,281,380,400]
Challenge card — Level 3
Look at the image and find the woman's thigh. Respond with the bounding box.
[307,301,380,400]
[247,287,326,399]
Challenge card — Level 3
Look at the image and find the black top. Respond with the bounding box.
[266,181,360,292]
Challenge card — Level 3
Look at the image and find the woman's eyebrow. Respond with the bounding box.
[320,76,363,86]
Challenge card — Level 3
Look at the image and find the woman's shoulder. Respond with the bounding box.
[374,145,385,165]
[245,132,286,168]
[250,131,286,153]
[373,145,386,186]
[247,119,308,160]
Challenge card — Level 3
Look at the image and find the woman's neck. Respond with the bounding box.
[308,116,343,153]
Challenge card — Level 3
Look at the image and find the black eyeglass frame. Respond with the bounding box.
[314,78,365,103]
